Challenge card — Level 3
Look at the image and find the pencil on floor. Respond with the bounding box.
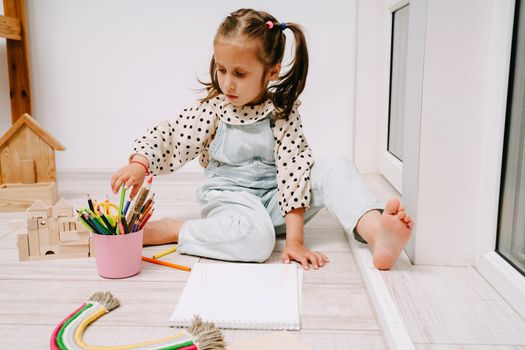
[142,256,191,272]
[153,246,177,259]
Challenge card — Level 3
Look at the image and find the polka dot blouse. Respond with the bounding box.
[132,94,313,217]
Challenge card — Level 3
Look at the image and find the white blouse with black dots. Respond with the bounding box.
[132,94,313,217]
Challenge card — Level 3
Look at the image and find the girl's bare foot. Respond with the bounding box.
[143,218,183,246]
[373,198,413,270]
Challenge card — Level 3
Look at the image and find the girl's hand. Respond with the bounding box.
[111,163,147,199]
[281,240,329,270]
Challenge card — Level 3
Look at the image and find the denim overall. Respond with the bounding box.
[177,115,382,262]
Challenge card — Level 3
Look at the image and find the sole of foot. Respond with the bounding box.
[372,198,413,270]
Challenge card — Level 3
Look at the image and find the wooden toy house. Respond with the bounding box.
[0,113,65,211]
[17,198,94,261]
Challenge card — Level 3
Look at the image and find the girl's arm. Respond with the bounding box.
[282,208,329,270]
[111,99,220,197]
[284,207,305,244]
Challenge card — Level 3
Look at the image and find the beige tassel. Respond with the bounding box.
[88,291,120,311]
[188,315,225,350]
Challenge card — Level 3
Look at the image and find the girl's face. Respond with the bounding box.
[214,38,280,106]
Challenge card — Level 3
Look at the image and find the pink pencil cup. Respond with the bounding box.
[91,229,143,279]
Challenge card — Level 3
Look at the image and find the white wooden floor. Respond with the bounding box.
[0,173,387,349]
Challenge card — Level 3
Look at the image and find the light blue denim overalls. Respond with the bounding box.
[177,114,382,262]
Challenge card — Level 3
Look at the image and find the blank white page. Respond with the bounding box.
[170,263,301,330]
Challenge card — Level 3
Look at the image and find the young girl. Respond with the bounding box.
[111,8,413,271]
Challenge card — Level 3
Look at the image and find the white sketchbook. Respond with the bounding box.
[169,263,302,330]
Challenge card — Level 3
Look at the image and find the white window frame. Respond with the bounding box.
[379,0,410,193]
[475,0,525,319]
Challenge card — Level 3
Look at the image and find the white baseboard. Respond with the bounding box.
[347,233,414,350]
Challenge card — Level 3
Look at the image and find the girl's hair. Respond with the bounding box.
[200,8,309,120]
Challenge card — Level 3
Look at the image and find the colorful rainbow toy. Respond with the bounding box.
[50,291,225,350]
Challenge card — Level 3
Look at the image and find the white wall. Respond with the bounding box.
[414,0,492,265]
[355,0,496,265]
[353,0,383,174]
[0,0,357,172]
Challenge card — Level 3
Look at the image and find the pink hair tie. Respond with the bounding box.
[266,21,274,29]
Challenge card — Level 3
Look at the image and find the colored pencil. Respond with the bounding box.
[141,256,191,272]
[127,176,152,227]
[139,202,153,223]
[87,194,95,212]
[131,219,139,233]
[118,219,126,235]
[97,208,115,234]
[139,208,153,225]
[83,212,109,235]
[140,203,154,223]
[138,209,154,230]
[86,212,110,234]
[120,216,128,234]
[153,246,177,259]
[123,200,131,216]
[118,185,126,218]
[78,212,98,232]
[85,208,98,219]
[140,193,155,213]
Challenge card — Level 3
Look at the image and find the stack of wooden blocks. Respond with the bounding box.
[17,198,94,261]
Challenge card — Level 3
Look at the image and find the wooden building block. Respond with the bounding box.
[17,233,29,261]
[60,239,88,246]
[60,244,89,254]
[26,199,50,219]
[57,217,68,233]
[27,228,39,256]
[48,219,59,246]
[0,182,57,212]
[27,217,38,230]
[52,198,73,218]
[60,230,89,245]
[40,245,59,255]
[37,218,50,255]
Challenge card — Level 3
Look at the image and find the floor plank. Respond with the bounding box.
[0,278,378,331]
[381,261,525,345]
